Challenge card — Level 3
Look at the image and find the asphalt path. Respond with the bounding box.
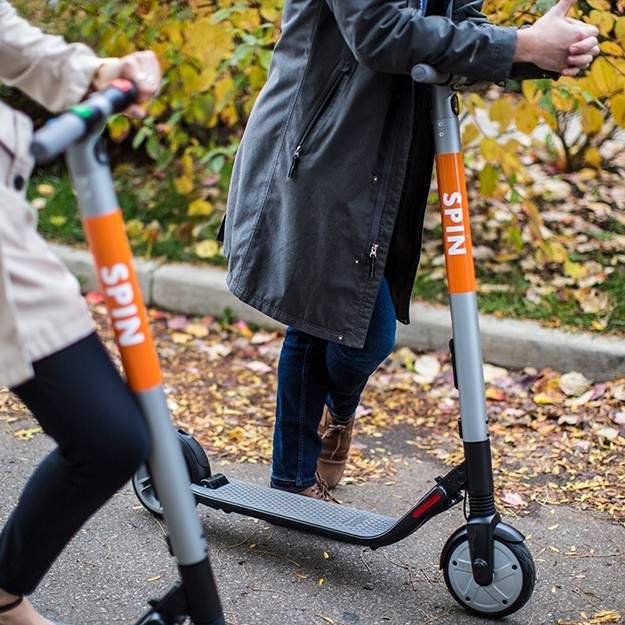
[1,412,624,625]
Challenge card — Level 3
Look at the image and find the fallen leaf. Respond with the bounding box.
[595,426,619,440]
[14,427,43,440]
[412,354,441,384]
[486,387,505,401]
[185,323,209,338]
[246,361,272,374]
[502,492,526,507]
[559,371,592,396]
[85,290,104,304]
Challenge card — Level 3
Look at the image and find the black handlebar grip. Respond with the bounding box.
[103,78,138,114]
[411,64,449,84]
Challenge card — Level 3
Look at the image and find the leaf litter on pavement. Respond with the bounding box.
[0,302,623,530]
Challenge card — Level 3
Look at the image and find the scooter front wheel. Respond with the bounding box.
[441,531,536,618]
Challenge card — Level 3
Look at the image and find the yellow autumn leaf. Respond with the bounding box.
[179,62,200,92]
[208,76,238,125]
[551,87,577,113]
[107,115,131,143]
[171,332,191,344]
[479,164,499,198]
[195,240,220,258]
[166,20,184,47]
[584,147,603,169]
[479,137,501,162]
[248,64,268,91]
[461,122,480,145]
[533,392,565,405]
[188,199,214,216]
[521,80,539,103]
[14,427,43,440]
[545,240,568,263]
[466,92,486,115]
[49,215,68,227]
[564,259,587,280]
[590,57,621,97]
[501,151,524,178]
[489,98,514,130]
[37,183,56,196]
[485,387,505,401]
[581,106,604,135]
[599,41,624,57]
[587,9,615,36]
[514,100,540,134]
[180,152,194,177]
[588,610,621,623]
[185,323,210,338]
[229,7,262,30]
[587,0,611,9]
[615,16,625,45]
[184,17,234,92]
[175,175,194,195]
[125,219,145,238]
[610,94,625,127]
[540,108,558,130]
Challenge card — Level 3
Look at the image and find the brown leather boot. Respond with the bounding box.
[297,474,339,502]
[317,406,355,488]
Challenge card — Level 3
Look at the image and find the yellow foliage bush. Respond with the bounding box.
[6,0,623,268]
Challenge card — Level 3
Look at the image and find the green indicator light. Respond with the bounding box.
[69,104,92,119]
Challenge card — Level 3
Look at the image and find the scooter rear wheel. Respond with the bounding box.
[132,429,211,518]
[441,532,536,617]
[132,463,168,518]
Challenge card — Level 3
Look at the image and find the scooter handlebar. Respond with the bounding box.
[411,64,450,85]
[31,78,137,164]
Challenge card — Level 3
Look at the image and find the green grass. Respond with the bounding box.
[31,166,224,265]
[414,262,625,336]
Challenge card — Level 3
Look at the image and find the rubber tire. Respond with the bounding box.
[441,533,536,618]
[132,463,169,518]
[132,430,211,518]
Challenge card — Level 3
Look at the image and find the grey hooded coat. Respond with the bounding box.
[223,0,551,348]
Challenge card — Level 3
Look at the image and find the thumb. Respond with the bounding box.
[549,0,577,17]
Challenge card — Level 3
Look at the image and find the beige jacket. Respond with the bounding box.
[0,1,101,387]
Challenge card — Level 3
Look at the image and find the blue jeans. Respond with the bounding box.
[271,278,396,491]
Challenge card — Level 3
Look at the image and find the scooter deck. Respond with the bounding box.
[191,475,400,545]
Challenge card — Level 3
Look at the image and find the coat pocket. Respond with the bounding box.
[287,63,352,179]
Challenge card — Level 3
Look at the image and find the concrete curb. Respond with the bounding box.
[52,243,625,382]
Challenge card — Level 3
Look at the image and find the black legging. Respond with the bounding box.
[0,332,150,595]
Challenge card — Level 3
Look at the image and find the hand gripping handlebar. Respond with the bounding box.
[31,78,137,164]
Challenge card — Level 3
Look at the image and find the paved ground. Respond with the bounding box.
[1,415,623,625]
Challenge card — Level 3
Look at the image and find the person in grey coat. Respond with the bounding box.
[222,0,599,500]
[0,2,161,623]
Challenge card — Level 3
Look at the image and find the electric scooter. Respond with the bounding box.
[31,79,226,625]
[131,66,537,618]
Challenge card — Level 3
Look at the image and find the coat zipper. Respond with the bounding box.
[288,64,351,179]
[367,94,404,279]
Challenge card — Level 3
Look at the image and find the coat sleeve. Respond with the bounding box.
[451,0,558,80]
[324,0,519,82]
[0,0,101,112]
